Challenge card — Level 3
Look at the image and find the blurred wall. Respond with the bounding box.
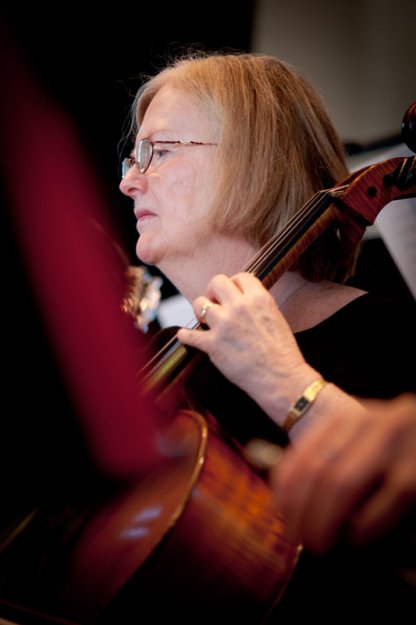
[251,0,416,143]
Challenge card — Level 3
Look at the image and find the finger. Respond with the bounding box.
[273,417,368,551]
[348,485,403,544]
[198,300,215,325]
[231,272,267,294]
[348,462,416,544]
[191,295,215,324]
[271,439,327,545]
[176,326,209,352]
[205,273,244,304]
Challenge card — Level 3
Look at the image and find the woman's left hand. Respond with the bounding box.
[177,272,314,416]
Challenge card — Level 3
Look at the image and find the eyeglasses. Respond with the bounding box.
[121,138,217,178]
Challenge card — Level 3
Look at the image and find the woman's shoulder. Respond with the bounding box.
[296,290,416,397]
[295,288,416,349]
[287,279,414,333]
[328,290,415,327]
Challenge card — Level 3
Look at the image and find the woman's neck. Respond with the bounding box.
[271,273,366,332]
[158,235,259,302]
[270,272,309,310]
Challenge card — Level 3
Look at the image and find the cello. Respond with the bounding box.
[0,42,415,622]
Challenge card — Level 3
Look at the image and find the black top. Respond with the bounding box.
[296,291,416,398]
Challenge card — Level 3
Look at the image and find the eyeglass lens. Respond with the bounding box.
[137,139,152,173]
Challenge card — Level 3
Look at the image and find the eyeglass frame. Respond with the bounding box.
[121,138,217,178]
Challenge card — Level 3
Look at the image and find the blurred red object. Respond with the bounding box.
[0,22,164,477]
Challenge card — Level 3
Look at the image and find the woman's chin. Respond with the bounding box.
[135,236,164,267]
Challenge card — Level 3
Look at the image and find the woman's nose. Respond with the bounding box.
[119,168,146,197]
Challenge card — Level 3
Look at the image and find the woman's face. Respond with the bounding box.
[119,84,220,270]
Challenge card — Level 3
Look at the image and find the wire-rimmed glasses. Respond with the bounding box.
[121,138,217,178]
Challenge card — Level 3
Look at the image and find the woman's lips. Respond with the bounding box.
[135,209,156,222]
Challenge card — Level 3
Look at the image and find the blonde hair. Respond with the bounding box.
[132,52,360,282]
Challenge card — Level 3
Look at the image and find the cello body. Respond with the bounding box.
[0,410,300,624]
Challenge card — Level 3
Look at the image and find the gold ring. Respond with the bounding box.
[199,301,214,324]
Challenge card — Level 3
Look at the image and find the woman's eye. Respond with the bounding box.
[153,148,169,161]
